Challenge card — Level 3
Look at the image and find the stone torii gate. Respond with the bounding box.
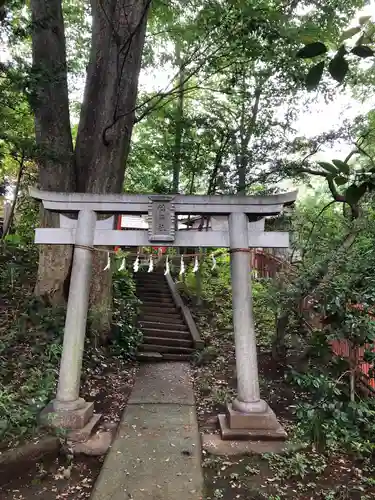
[31,187,297,441]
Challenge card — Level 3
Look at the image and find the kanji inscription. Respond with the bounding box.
[148,195,175,242]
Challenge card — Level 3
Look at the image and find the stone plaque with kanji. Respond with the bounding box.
[148,195,176,242]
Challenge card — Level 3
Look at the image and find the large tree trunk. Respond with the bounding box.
[30,0,75,305]
[31,0,151,335]
[74,0,151,335]
[236,73,262,195]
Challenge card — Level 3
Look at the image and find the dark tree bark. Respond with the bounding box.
[236,76,262,195]
[30,0,151,335]
[30,0,75,305]
[74,0,151,335]
[75,0,151,194]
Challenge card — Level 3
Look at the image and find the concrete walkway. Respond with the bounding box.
[92,363,203,500]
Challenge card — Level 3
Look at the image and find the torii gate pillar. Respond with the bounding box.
[218,212,286,440]
[31,188,296,440]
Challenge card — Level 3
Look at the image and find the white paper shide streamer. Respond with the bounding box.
[211,254,217,270]
[193,256,199,273]
[179,255,185,276]
[119,257,125,271]
[164,255,170,275]
[133,254,140,273]
[103,252,110,271]
[148,255,154,273]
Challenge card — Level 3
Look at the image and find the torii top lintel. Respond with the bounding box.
[29,188,297,216]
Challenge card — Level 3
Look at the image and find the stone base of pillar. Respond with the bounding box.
[218,403,287,441]
[40,400,94,430]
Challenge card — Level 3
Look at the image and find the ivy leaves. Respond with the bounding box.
[297,17,375,90]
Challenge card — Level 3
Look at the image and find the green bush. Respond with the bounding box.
[0,246,143,442]
[290,370,375,456]
[111,262,143,358]
[183,251,275,345]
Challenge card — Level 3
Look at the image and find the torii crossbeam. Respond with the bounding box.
[31,187,297,441]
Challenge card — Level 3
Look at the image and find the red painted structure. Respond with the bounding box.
[114,215,167,255]
[251,250,375,393]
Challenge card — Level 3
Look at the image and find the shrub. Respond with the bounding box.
[111,261,143,358]
[183,251,275,345]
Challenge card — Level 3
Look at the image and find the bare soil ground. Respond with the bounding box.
[193,316,375,500]
[0,246,137,499]
[0,352,136,500]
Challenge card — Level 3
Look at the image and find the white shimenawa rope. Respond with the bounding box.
[119,257,125,271]
[103,252,110,271]
[133,254,140,273]
[164,255,170,275]
[148,255,154,273]
[179,255,185,276]
[211,254,217,270]
[193,255,199,273]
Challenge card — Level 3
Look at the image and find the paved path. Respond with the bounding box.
[92,363,203,500]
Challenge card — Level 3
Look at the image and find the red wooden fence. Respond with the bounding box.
[251,250,375,394]
[250,250,286,278]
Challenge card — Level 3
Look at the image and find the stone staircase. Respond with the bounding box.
[134,270,197,361]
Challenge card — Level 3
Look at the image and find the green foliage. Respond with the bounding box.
[297,14,375,89]
[297,42,327,59]
[273,192,375,455]
[129,0,364,195]
[183,252,275,345]
[184,253,232,328]
[328,51,349,83]
[264,450,327,480]
[0,243,64,442]
[12,190,39,245]
[111,262,143,359]
[0,246,142,443]
[291,371,375,456]
[306,61,325,91]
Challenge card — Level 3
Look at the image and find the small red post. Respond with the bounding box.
[114,214,122,253]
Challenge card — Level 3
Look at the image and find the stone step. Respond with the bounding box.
[141,305,178,314]
[137,290,173,297]
[138,315,185,325]
[139,344,195,354]
[138,294,175,305]
[136,276,167,282]
[135,276,168,281]
[135,275,168,280]
[136,287,171,297]
[136,285,170,292]
[137,352,163,361]
[139,322,189,333]
[143,336,193,348]
[136,288,171,295]
[139,302,176,310]
[140,302,176,310]
[141,329,191,340]
[137,286,171,293]
[136,352,192,362]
